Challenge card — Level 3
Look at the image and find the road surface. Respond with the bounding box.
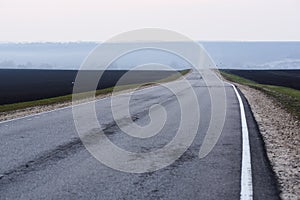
[0,72,279,200]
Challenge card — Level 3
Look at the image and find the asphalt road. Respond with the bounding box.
[0,71,279,200]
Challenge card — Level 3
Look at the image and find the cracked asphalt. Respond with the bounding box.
[0,72,279,200]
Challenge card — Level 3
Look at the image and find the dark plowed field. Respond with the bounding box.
[0,69,183,105]
[223,70,300,90]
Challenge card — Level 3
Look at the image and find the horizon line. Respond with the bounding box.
[1,40,300,44]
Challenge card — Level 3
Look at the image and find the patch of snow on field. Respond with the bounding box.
[245,59,300,70]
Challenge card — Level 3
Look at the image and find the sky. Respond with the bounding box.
[0,0,299,42]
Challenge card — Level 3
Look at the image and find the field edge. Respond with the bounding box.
[220,71,300,120]
[0,69,191,114]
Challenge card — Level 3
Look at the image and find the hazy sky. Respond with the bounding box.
[1,0,299,42]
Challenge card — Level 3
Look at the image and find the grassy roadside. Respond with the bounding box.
[0,69,191,113]
[220,71,300,120]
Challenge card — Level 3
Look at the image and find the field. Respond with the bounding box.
[223,69,300,90]
[0,69,188,105]
[221,70,300,119]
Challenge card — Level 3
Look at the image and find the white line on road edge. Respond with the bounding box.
[1,74,253,199]
[229,83,253,200]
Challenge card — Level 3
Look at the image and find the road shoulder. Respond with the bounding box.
[237,84,299,200]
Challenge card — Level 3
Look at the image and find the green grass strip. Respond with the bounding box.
[0,69,191,113]
[220,71,300,120]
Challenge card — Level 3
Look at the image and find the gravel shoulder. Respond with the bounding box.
[236,83,300,200]
[1,71,298,199]
[0,85,147,122]
[0,70,191,122]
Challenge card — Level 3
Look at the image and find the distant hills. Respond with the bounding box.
[202,42,300,69]
[0,42,299,70]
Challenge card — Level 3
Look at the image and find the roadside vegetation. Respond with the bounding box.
[221,71,300,120]
[0,69,191,113]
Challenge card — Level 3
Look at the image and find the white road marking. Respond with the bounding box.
[0,74,254,199]
[0,105,74,125]
[229,83,253,200]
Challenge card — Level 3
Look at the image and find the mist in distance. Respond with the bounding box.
[0,42,299,70]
